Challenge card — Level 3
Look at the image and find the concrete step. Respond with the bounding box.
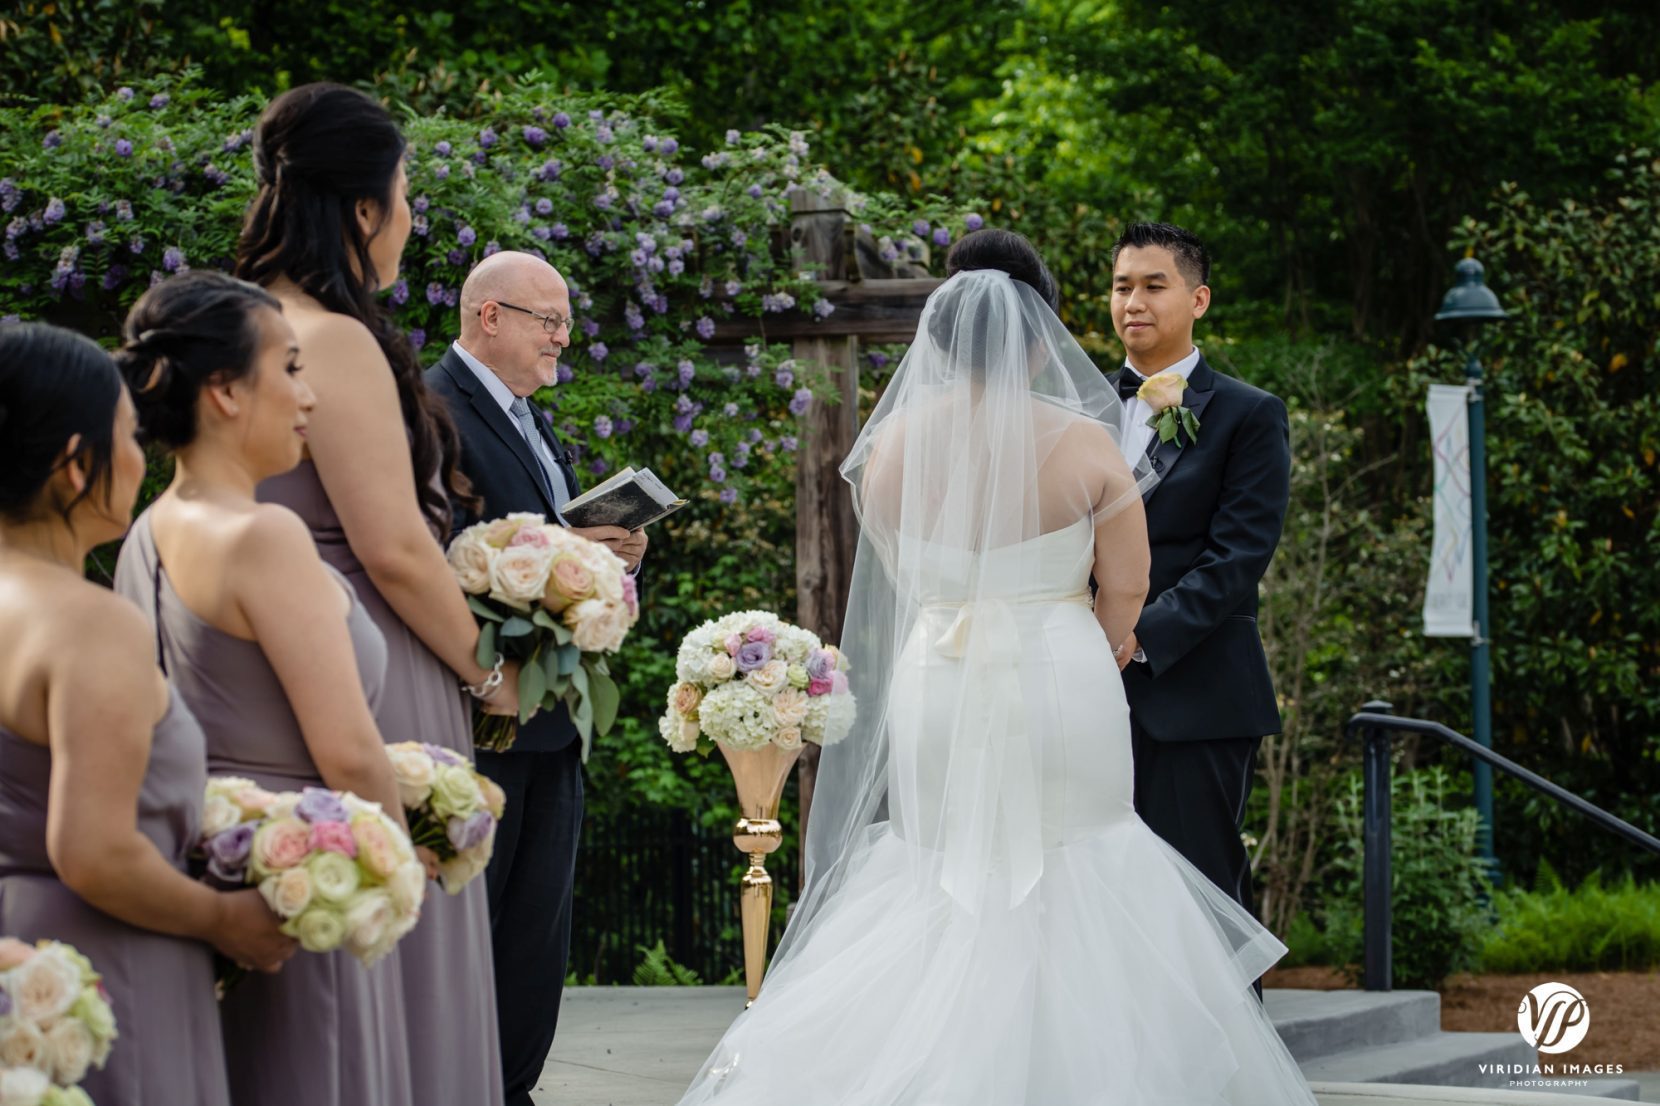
[1266,989,1642,1101]
[1300,1031,1540,1088]
[1312,1083,1636,1104]
[1268,989,1445,1061]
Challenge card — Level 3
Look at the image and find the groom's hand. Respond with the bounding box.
[1115,631,1138,671]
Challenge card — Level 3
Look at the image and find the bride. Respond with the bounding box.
[677,230,1317,1105]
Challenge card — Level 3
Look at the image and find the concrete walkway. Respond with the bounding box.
[536,987,1658,1105]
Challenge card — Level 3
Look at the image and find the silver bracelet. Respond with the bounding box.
[463,653,505,699]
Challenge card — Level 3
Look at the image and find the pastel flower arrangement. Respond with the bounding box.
[386,743,506,894]
[660,610,856,754]
[447,512,637,756]
[0,937,115,1103]
[197,778,425,967]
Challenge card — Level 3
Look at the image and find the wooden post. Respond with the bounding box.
[787,189,860,865]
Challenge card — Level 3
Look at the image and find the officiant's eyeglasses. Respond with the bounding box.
[490,301,573,335]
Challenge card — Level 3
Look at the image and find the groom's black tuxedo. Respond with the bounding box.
[1112,353,1290,924]
[426,346,584,1106]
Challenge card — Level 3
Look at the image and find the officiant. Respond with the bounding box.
[426,250,646,1106]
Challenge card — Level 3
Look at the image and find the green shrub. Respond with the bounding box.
[1324,767,1493,989]
[630,940,703,986]
[1477,861,1660,973]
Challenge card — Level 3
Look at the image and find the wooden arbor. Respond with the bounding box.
[712,189,941,840]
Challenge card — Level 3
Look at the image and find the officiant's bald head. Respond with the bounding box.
[458,251,571,396]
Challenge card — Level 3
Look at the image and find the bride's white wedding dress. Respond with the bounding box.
[676,269,1317,1105]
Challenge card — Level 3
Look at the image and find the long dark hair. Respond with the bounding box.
[115,271,280,450]
[234,82,473,528]
[0,322,124,524]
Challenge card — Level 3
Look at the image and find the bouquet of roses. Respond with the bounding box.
[197,779,425,967]
[385,743,505,894]
[447,512,639,756]
[0,1069,93,1106]
[0,937,115,1100]
[659,610,856,754]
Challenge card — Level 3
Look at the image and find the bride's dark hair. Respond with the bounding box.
[943,229,1060,311]
[234,82,473,528]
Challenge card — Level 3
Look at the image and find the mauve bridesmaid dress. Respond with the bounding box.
[0,692,230,1104]
[115,511,415,1106]
[261,461,507,1106]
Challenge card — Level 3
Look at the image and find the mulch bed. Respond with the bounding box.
[1264,965,1660,1069]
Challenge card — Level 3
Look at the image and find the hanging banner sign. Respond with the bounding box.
[1424,383,1475,637]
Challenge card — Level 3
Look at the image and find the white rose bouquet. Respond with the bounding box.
[659,610,856,754]
[197,780,426,971]
[385,743,505,894]
[0,1068,94,1106]
[0,937,115,1098]
[447,513,639,756]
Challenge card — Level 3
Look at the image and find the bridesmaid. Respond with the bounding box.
[236,82,513,1106]
[110,271,416,1106]
[0,322,294,1105]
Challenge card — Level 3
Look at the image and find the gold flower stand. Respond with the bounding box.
[718,742,803,1005]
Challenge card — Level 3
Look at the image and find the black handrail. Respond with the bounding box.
[1343,700,1660,992]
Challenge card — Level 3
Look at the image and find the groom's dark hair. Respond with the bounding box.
[1111,222,1210,288]
[945,228,1060,311]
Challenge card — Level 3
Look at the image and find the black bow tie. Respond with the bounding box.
[1117,370,1145,402]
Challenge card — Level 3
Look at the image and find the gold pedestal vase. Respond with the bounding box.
[718,741,803,1005]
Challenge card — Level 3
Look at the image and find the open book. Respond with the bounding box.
[561,466,687,531]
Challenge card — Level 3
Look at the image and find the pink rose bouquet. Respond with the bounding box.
[446,512,638,755]
[385,742,505,894]
[0,938,116,1098]
[660,610,856,754]
[197,780,425,968]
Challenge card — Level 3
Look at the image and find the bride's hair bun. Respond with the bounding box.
[944,229,1059,311]
[116,271,281,450]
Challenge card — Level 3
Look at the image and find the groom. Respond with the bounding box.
[426,250,646,1106]
[1107,223,1290,932]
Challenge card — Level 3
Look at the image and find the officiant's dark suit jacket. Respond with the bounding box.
[1112,353,1290,927]
[425,345,585,1106]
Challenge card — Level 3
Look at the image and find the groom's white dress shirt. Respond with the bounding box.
[1119,345,1201,665]
[1120,345,1202,461]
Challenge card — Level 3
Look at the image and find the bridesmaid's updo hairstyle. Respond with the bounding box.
[235,81,473,529]
[943,228,1060,312]
[115,270,280,450]
[0,322,123,523]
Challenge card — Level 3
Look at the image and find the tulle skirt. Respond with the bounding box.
[677,817,1315,1105]
[676,602,1317,1105]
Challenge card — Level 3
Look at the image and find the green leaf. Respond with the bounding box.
[1158,412,1178,443]
[501,616,535,639]
[587,665,620,735]
[474,621,497,670]
[551,622,574,645]
[570,663,591,700]
[532,608,560,631]
[1181,407,1201,439]
[519,655,547,722]
[558,643,582,676]
[541,647,562,687]
[568,684,595,762]
[467,596,506,623]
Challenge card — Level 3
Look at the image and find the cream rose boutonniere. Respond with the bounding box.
[1138,371,1201,447]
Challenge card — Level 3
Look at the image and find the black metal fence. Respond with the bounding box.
[569,806,802,984]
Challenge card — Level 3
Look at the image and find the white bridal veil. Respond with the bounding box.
[777,268,1157,957]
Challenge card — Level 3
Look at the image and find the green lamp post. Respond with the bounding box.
[1435,257,1507,873]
